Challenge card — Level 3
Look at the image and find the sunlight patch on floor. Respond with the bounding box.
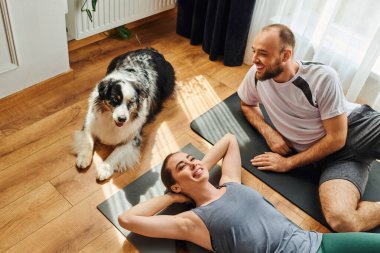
[150,122,179,167]
[176,75,251,145]
[175,75,222,120]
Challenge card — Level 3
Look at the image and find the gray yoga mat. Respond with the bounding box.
[190,92,380,233]
[97,144,220,253]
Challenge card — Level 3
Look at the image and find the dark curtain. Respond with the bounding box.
[176,0,256,66]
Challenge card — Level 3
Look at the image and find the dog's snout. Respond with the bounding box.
[118,116,127,122]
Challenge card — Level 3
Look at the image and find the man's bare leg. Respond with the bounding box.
[319,179,380,232]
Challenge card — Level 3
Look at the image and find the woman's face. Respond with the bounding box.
[167,152,209,191]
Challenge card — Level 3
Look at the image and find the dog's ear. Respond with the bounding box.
[98,80,113,100]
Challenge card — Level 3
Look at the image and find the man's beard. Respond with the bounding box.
[257,60,283,81]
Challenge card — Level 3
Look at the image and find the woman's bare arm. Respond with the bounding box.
[201,133,241,184]
[118,194,212,250]
[118,193,191,240]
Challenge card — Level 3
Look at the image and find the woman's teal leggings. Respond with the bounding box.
[316,232,380,253]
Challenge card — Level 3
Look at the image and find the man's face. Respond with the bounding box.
[252,30,285,81]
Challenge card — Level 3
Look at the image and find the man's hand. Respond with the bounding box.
[240,101,292,156]
[264,129,292,156]
[251,152,293,172]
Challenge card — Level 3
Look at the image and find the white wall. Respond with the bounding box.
[0,0,70,99]
[358,73,380,110]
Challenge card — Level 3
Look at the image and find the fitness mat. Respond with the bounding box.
[97,143,221,252]
[190,92,380,233]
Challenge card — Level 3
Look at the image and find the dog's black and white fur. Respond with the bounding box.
[73,48,175,180]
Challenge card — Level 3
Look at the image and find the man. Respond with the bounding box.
[238,24,380,232]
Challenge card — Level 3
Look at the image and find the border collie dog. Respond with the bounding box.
[73,48,175,180]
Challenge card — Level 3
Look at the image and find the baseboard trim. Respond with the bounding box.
[0,69,74,106]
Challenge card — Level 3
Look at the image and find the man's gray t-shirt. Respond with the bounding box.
[238,61,360,151]
[192,182,322,253]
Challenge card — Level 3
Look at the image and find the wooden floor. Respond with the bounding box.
[0,12,329,253]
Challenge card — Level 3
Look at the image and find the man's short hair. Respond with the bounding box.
[262,24,295,50]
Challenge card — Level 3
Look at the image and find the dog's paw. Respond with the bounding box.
[76,152,92,169]
[132,135,142,147]
[96,163,114,181]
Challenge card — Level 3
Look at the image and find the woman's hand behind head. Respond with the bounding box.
[168,192,192,203]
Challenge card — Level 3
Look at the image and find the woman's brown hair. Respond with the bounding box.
[160,152,178,192]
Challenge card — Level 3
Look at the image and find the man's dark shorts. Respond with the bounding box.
[318,105,380,196]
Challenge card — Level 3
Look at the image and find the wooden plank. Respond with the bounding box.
[300,216,331,233]
[78,227,132,253]
[195,60,251,90]
[50,143,113,206]
[4,189,114,253]
[0,100,87,171]
[0,182,71,252]
[69,33,110,52]
[0,135,75,209]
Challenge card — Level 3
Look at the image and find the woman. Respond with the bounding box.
[118,134,380,253]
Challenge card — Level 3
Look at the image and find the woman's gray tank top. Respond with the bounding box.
[192,182,322,253]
